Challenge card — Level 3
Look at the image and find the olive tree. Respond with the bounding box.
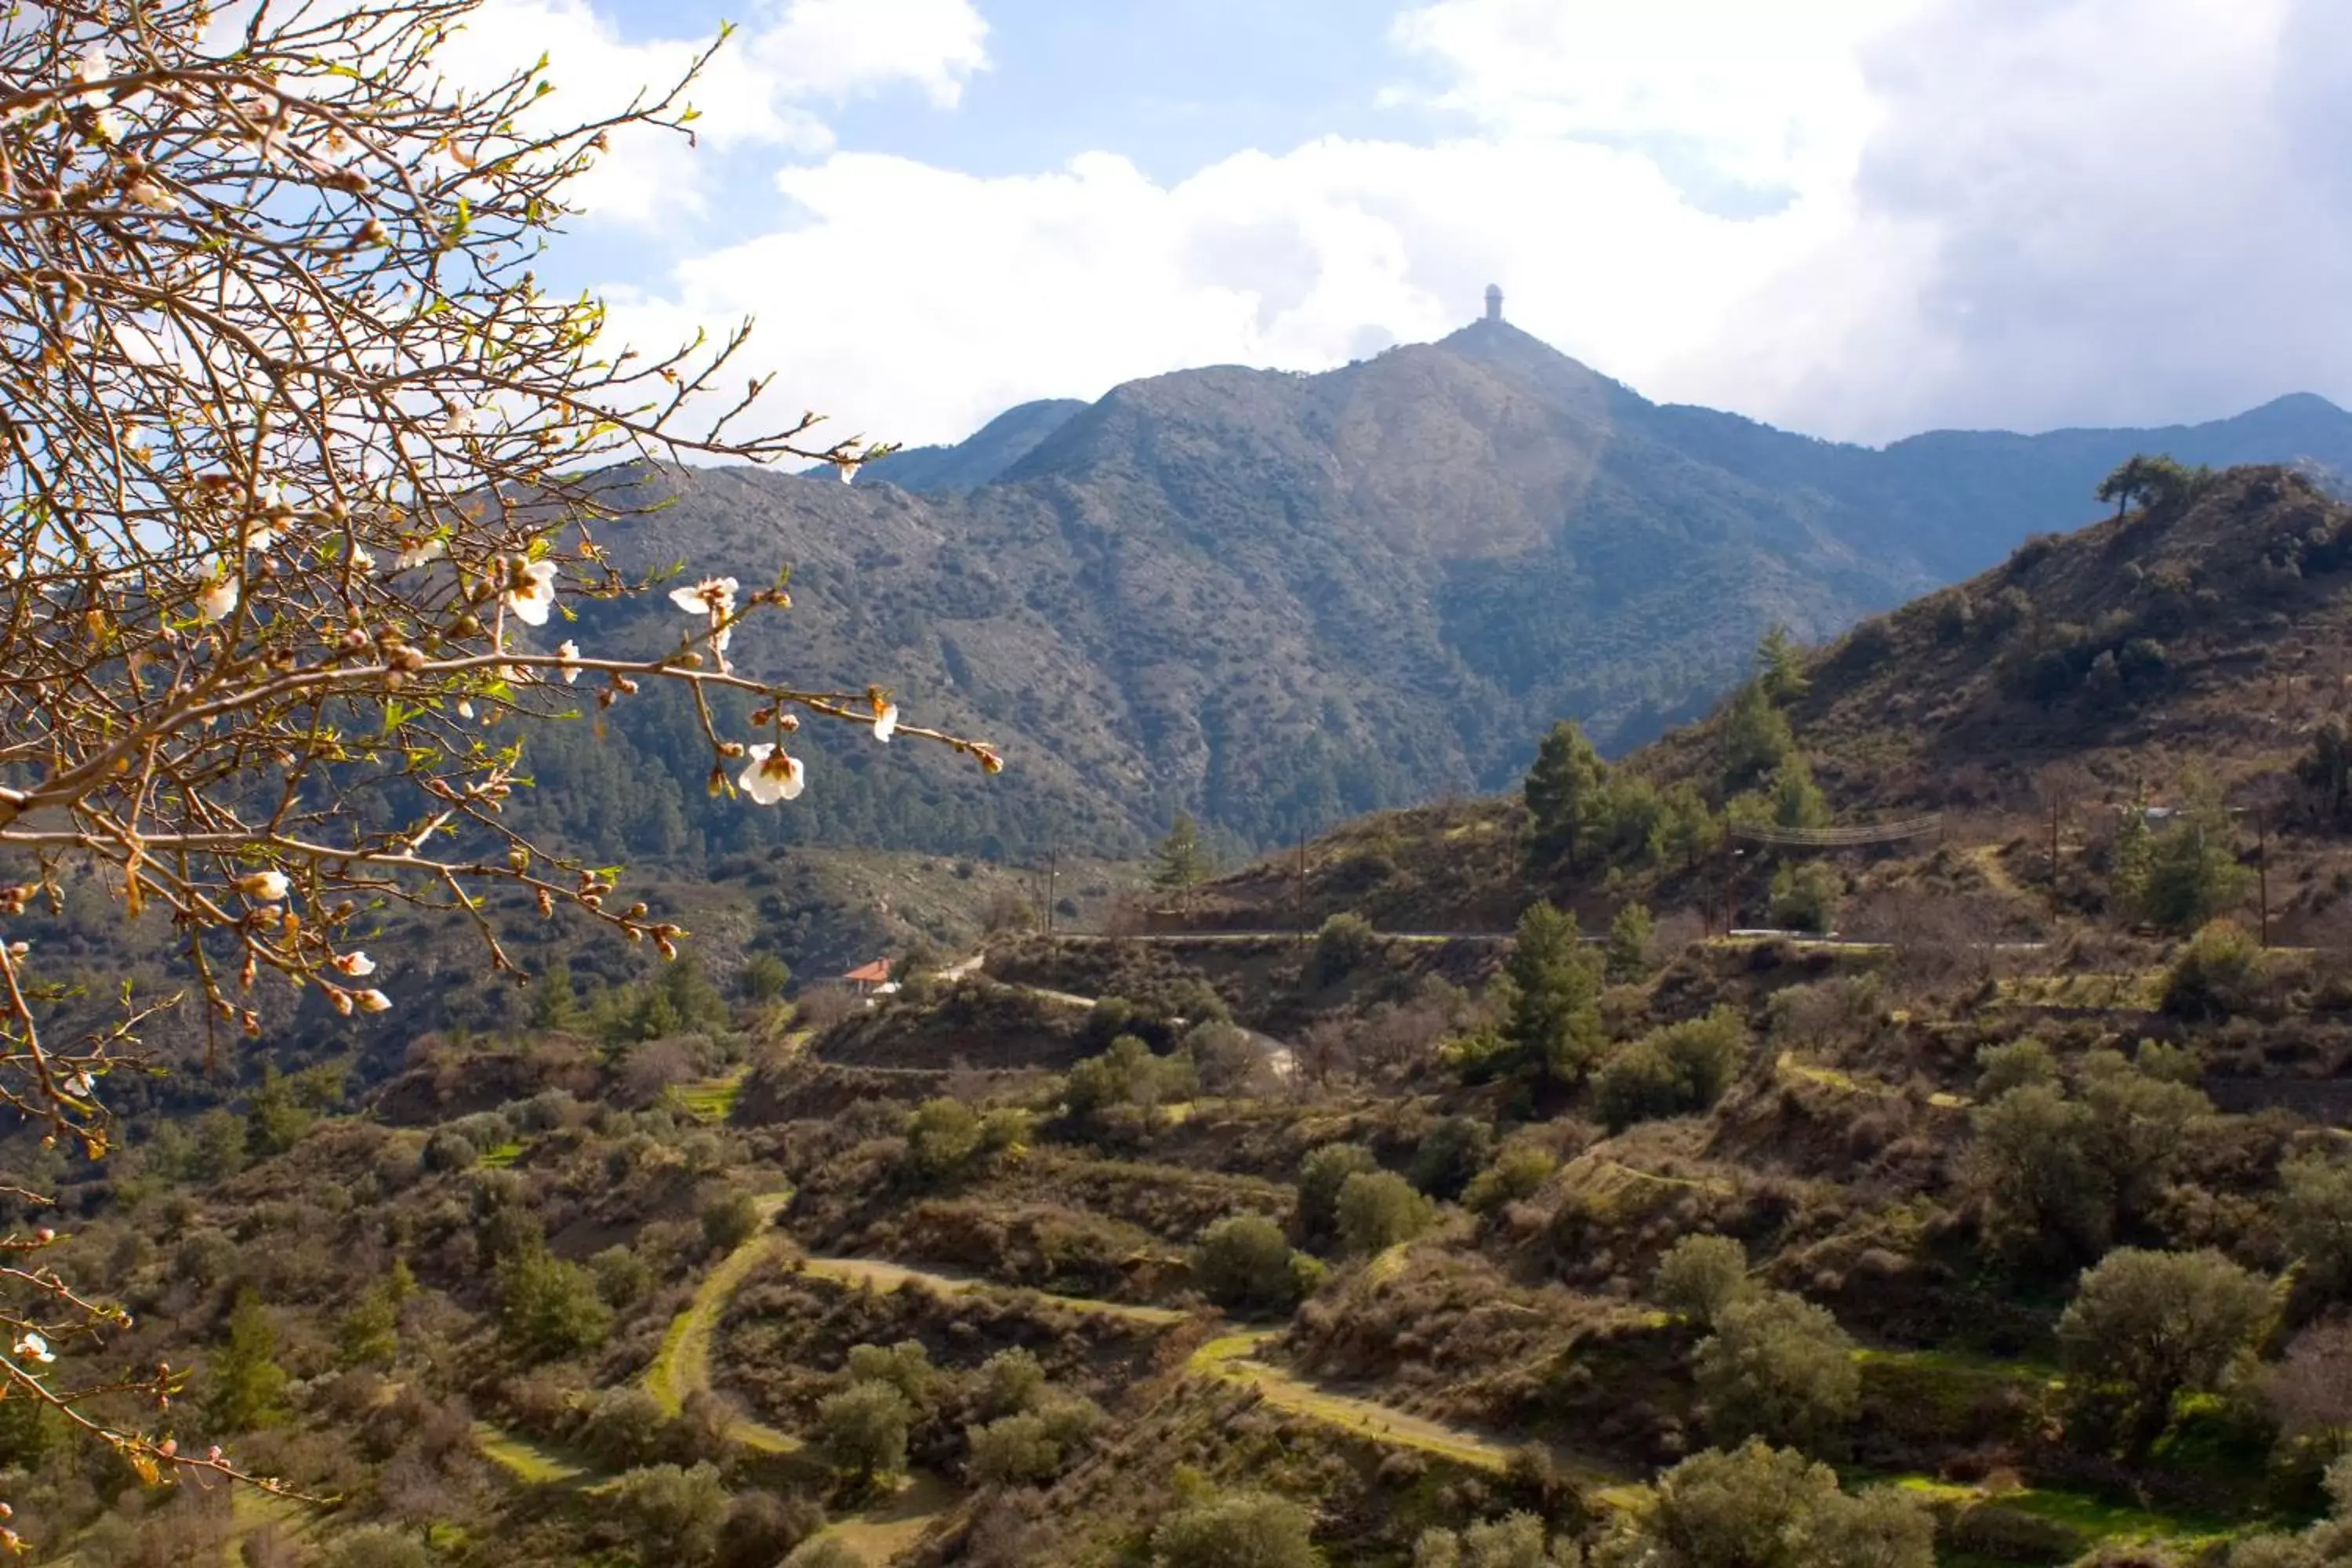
[2060,1247,2272,1455]
[0,0,993,1523]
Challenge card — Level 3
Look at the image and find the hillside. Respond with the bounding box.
[1197,465,2352,944]
[810,399,1087,495]
[561,325,2352,864]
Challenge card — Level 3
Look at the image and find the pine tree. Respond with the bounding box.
[1769,755,1830,830]
[1523,720,1606,873]
[1721,681,1796,792]
[206,1290,289,1433]
[1755,625,1810,705]
[1606,903,1657,982]
[528,959,583,1033]
[2112,797,2154,919]
[1501,901,1606,1086]
[1152,814,1214,914]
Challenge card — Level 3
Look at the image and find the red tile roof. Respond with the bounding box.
[843,960,894,984]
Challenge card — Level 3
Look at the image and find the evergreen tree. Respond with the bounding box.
[2138,780,2254,932]
[1605,903,1656,982]
[1523,720,1606,872]
[1721,681,1796,792]
[1755,625,1810,705]
[1152,814,1214,913]
[2111,796,2154,918]
[244,1068,312,1160]
[1649,782,1721,872]
[1500,902,1606,1086]
[205,1290,289,1433]
[1769,756,1830,831]
[528,959,583,1033]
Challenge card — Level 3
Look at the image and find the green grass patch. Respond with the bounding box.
[471,1421,596,1488]
[670,1070,747,1123]
[479,1142,525,1169]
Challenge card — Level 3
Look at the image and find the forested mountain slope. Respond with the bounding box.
[546,325,2352,862]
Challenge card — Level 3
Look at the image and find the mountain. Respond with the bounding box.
[557,321,2352,862]
[1202,463,2352,941]
[805,398,1087,494]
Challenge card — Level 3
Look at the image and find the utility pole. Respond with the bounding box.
[2049,795,2062,899]
[1295,833,1309,946]
[1044,844,1058,938]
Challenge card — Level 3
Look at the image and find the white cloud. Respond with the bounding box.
[601,0,2352,452]
[441,0,987,223]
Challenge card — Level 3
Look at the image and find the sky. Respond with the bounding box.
[452,0,2352,452]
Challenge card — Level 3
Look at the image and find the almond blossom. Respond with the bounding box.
[10,1334,50,1364]
[235,870,289,902]
[557,640,581,684]
[504,558,557,626]
[354,989,392,1013]
[330,952,376,977]
[873,702,898,743]
[195,572,238,623]
[739,743,804,804]
[394,536,446,570]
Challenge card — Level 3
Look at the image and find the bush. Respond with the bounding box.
[581,1386,672,1468]
[1769,862,1841,933]
[1653,1235,1752,1327]
[903,1098,984,1179]
[1465,1145,1559,1215]
[1336,1171,1436,1256]
[1974,1038,2058,1098]
[495,1247,612,1363]
[1312,913,1381,985]
[1693,1292,1861,1452]
[590,1243,654,1308]
[2060,1247,2271,1454]
[976,1348,1047,1419]
[716,1491,825,1568]
[1409,1116,1494,1202]
[2281,1156,2352,1301]
[1599,1439,1933,1568]
[1594,1007,1744,1131]
[1297,1143,1380,1246]
[844,1340,936,1408]
[700,1189,763,1253]
[320,1528,433,1568]
[2162,920,2265,1018]
[609,1462,729,1565]
[784,1540,868,1568]
[1414,1512,1582,1566]
[1195,1214,1306,1310]
[967,1412,1062,1486]
[1152,1492,1320,1568]
[815,1381,911,1483]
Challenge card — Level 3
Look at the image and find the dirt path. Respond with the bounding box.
[800,1255,1189,1327]
[644,1192,802,1454]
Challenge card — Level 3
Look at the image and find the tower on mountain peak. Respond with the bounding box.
[1484,284,1504,324]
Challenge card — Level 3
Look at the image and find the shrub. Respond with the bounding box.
[320,1529,434,1568]
[967,1412,1062,1486]
[1297,1143,1380,1246]
[2281,1156,2352,1301]
[815,1381,911,1483]
[843,1341,936,1409]
[903,1098,984,1179]
[1336,1171,1436,1256]
[581,1386,672,1468]
[2162,920,2265,1018]
[1409,1116,1494,1202]
[1769,862,1841,933]
[2060,1247,2271,1455]
[1599,1439,1933,1567]
[1193,1215,1305,1311]
[1693,1292,1861,1452]
[1973,1038,2058,1099]
[495,1247,612,1363]
[591,1243,655,1308]
[699,1189,764,1253]
[1413,1512,1582,1566]
[976,1348,1047,1419]
[716,1491,825,1568]
[783,1541,866,1568]
[609,1462,729,1565]
[1594,1007,1745,1131]
[1152,1492,1320,1568]
[1465,1145,1559,1216]
[1312,913,1381,985]
[1653,1235,1752,1327]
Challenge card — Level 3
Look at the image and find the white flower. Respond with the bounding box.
[93,103,123,143]
[247,525,276,555]
[330,952,376,977]
[873,702,898,743]
[11,1333,51,1365]
[395,536,446,570]
[77,44,110,85]
[504,558,557,626]
[668,577,738,618]
[349,543,376,572]
[195,572,238,623]
[837,460,856,485]
[557,640,581,684]
[67,1072,94,1097]
[124,179,175,212]
[442,403,485,436]
[739,744,804,805]
[456,699,474,720]
[236,870,289,902]
[354,989,392,1014]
